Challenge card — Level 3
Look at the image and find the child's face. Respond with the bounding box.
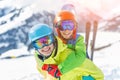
[60,29,73,39]
[33,35,55,57]
[38,43,54,56]
[56,20,75,39]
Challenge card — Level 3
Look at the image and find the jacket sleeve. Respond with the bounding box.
[58,36,86,74]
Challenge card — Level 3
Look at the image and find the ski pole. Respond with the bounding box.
[85,21,91,51]
[91,20,98,61]
[85,21,91,58]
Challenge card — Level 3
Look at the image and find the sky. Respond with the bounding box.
[72,0,120,10]
[1,0,120,15]
[63,0,120,17]
[1,0,120,23]
[0,0,64,11]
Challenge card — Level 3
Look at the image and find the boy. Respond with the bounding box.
[29,23,104,80]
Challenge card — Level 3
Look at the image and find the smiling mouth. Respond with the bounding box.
[42,47,50,52]
[63,33,70,35]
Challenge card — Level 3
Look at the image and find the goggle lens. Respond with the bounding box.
[56,20,75,31]
[32,35,54,49]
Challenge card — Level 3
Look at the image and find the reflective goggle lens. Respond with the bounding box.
[56,20,75,31]
[32,35,54,49]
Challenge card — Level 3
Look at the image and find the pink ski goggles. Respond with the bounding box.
[55,20,75,31]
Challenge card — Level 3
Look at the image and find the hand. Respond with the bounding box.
[42,64,58,71]
[82,75,94,80]
[48,66,61,78]
[42,64,61,78]
[42,64,50,71]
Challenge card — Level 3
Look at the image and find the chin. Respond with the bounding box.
[46,51,52,56]
[45,54,51,57]
[64,36,71,39]
[44,52,51,56]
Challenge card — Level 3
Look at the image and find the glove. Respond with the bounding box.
[82,75,95,80]
[42,64,57,71]
[42,64,50,71]
[48,66,61,78]
[42,64,61,78]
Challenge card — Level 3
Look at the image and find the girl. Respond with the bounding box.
[54,10,87,70]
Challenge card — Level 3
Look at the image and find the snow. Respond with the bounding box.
[0,6,33,34]
[0,0,64,34]
[0,47,44,80]
[0,56,43,80]
[90,32,120,80]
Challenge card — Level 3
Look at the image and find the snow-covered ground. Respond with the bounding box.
[0,47,44,80]
[0,56,42,80]
[94,32,120,80]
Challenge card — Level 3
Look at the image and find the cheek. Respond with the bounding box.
[38,49,43,54]
[70,31,73,34]
[60,31,63,34]
[60,31,64,36]
[50,44,54,50]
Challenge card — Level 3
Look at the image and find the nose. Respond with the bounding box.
[42,45,49,49]
[64,29,70,32]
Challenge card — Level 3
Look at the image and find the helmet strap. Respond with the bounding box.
[52,35,58,57]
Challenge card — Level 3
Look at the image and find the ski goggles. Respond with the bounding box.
[55,20,75,31]
[32,35,54,49]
